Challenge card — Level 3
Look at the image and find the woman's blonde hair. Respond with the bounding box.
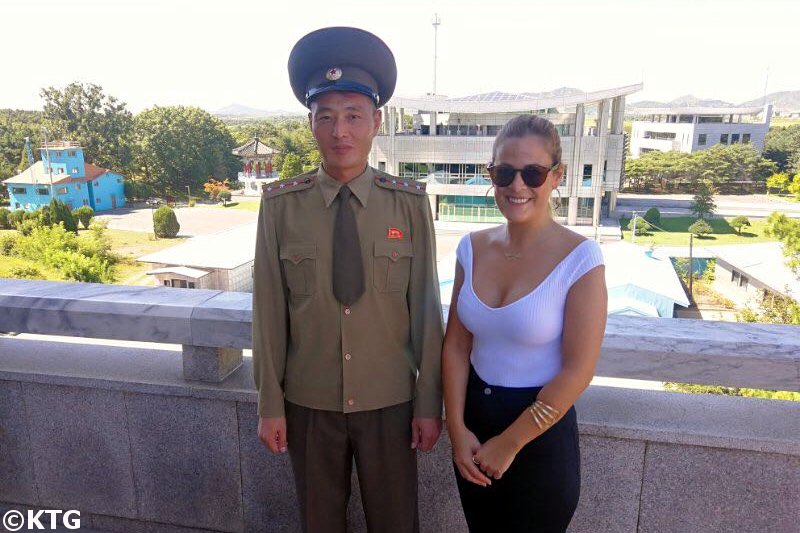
[491,114,562,167]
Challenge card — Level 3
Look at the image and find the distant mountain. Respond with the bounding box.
[629,91,800,113]
[740,90,800,112]
[214,103,302,117]
[521,87,585,99]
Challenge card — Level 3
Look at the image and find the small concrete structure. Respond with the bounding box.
[139,223,257,291]
[630,105,773,157]
[708,241,800,307]
[0,279,798,532]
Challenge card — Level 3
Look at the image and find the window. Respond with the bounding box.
[83,199,89,206]
[75,183,81,190]
[12,187,26,194]
[55,151,62,157]
[678,115,694,123]
[37,188,48,195]
[379,161,386,171]
[116,178,122,183]
[188,282,196,289]
[14,202,20,209]
[644,131,676,140]
[94,181,99,187]
[720,134,729,144]
[740,275,749,288]
[71,167,79,174]
[731,133,740,143]
[732,270,740,283]
[68,151,76,157]
[171,279,188,288]
[57,187,68,195]
[698,134,707,146]
[97,197,101,203]
[743,133,751,143]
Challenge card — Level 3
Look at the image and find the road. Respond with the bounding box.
[616,193,800,219]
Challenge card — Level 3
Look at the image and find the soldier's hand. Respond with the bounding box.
[258,416,288,453]
[411,417,442,452]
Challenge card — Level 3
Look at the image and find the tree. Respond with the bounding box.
[49,198,78,233]
[690,179,717,219]
[688,144,776,185]
[218,190,231,206]
[730,216,751,235]
[203,177,230,201]
[788,173,800,200]
[153,206,180,238]
[0,109,43,181]
[688,219,713,237]
[72,206,95,229]
[739,293,800,326]
[764,124,800,174]
[626,217,651,235]
[280,153,303,179]
[133,106,239,195]
[643,207,661,226]
[40,82,134,172]
[764,211,800,272]
[766,172,790,194]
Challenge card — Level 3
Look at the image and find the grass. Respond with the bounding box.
[619,215,778,246]
[0,227,187,285]
[211,199,261,211]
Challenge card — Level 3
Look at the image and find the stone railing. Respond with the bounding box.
[1,279,798,533]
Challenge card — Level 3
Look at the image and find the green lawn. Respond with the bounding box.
[211,199,261,211]
[619,216,779,246]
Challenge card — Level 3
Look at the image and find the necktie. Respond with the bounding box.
[333,185,364,305]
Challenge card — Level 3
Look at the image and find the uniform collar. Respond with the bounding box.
[317,164,374,208]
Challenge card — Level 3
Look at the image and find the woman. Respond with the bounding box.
[443,114,608,532]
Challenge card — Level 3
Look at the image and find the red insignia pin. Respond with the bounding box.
[387,227,403,240]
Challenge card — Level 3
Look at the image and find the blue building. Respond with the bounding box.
[2,141,126,212]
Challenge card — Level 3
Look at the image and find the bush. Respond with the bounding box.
[17,218,43,236]
[153,206,180,238]
[643,207,661,226]
[1,233,18,255]
[688,219,713,237]
[9,265,43,279]
[219,190,232,205]
[0,207,10,228]
[8,209,26,226]
[626,217,651,234]
[730,215,751,235]
[188,197,196,207]
[49,199,78,233]
[35,206,51,226]
[72,206,95,229]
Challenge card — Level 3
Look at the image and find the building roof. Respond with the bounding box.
[2,161,73,185]
[631,106,765,116]
[138,222,257,270]
[602,241,691,308]
[84,163,109,180]
[232,138,280,158]
[41,140,82,150]
[145,266,211,279]
[389,83,643,113]
[708,242,800,298]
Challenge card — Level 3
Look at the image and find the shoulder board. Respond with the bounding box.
[374,175,426,195]
[262,173,316,200]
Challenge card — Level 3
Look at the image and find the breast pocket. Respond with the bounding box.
[280,243,317,296]
[373,240,414,293]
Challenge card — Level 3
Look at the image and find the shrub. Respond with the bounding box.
[688,219,713,237]
[0,207,10,228]
[188,197,196,207]
[730,215,751,235]
[36,206,51,226]
[643,207,661,226]
[9,265,43,279]
[49,198,78,233]
[219,190,232,205]
[153,206,180,238]
[1,233,18,255]
[8,209,26,226]
[17,218,43,236]
[626,217,651,234]
[72,206,95,229]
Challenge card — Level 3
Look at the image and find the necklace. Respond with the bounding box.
[503,251,523,261]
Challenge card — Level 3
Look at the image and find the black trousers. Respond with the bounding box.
[286,400,418,533]
[454,367,580,533]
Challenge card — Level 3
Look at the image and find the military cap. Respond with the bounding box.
[288,27,397,109]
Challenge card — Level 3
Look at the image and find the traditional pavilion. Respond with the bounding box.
[232,138,280,196]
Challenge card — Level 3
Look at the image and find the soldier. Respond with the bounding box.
[252,27,444,533]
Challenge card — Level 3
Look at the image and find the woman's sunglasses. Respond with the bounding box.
[487,162,560,188]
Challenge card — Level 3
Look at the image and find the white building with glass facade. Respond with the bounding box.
[368,84,642,226]
[629,105,772,158]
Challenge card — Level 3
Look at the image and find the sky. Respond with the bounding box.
[1,0,798,114]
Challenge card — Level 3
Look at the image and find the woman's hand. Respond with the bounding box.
[472,433,520,480]
[450,424,492,487]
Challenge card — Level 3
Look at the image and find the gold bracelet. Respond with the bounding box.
[528,400,561,430]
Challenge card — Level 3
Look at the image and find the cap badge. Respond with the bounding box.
[326,67,343,81]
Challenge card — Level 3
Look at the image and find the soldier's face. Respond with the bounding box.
[309,92,381,179]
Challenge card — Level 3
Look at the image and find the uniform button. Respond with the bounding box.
[344,352,352,361]
[344,307,351,315]
[391,250,399,259]
[292,254,301,262]
[484,387,492,395]
[347,399,355,406]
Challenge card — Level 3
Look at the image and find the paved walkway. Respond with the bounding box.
[95,205,257,237]
[617,193,800,218]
